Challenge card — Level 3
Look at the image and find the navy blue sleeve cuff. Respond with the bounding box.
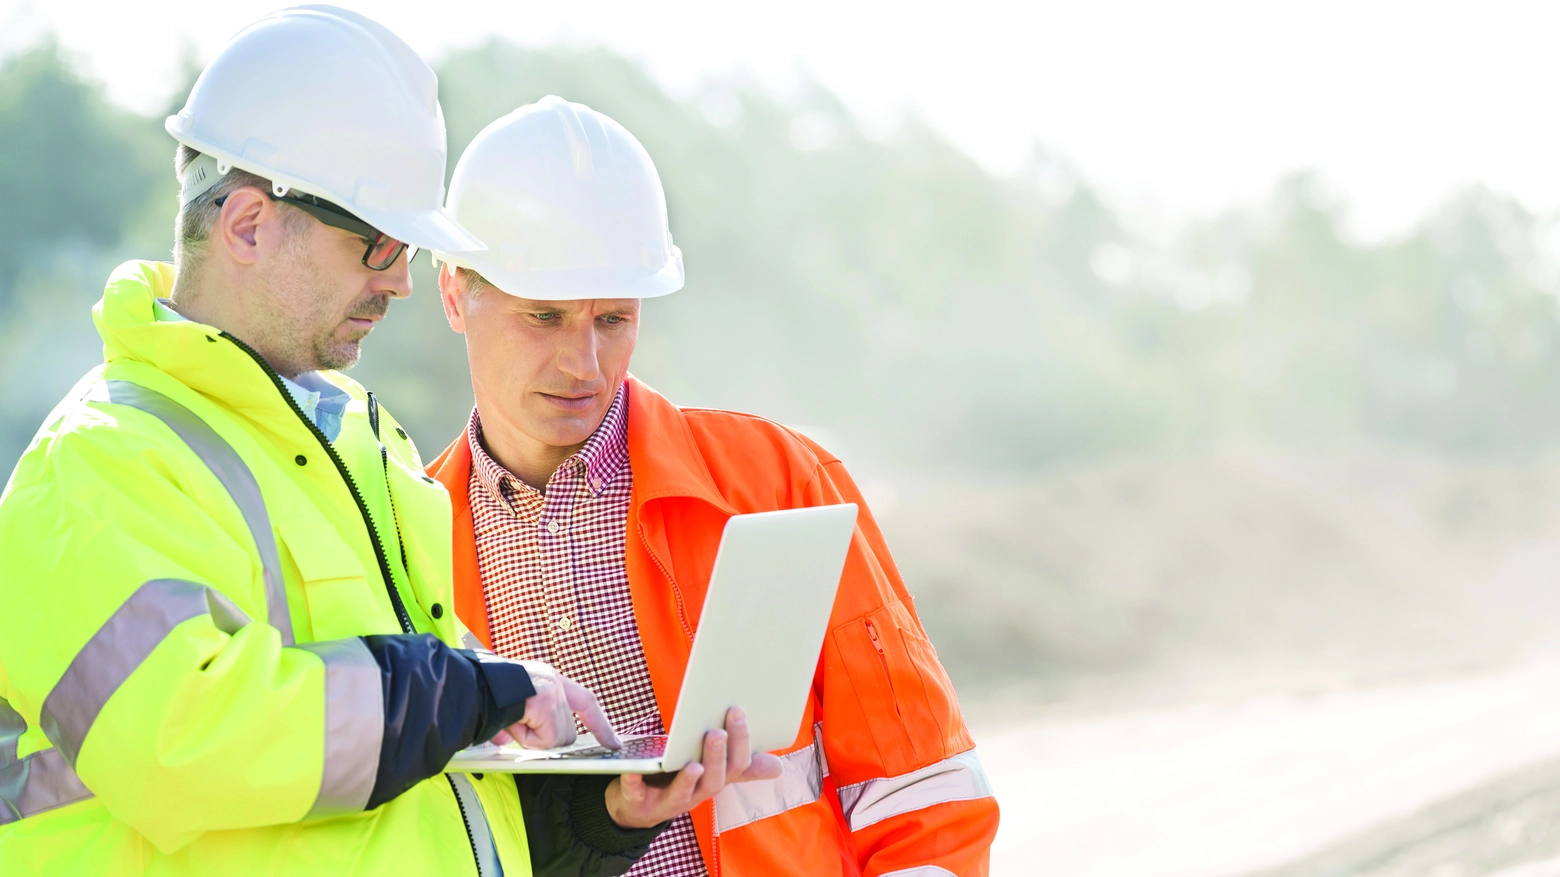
[361,634,537,809]
[470,651,537,740]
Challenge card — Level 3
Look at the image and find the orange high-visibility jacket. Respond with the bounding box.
[430,377,998,876]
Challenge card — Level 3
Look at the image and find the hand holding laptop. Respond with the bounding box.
[604,706,783,829]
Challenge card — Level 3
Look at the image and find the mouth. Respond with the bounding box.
[344,296,391,332]
[539,392,597,411]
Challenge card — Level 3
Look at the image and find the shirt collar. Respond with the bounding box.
[468,383,631,506]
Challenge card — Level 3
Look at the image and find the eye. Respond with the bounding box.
[532,312,560,322]
[600,315,624,325]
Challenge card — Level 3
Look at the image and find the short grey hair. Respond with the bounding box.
[173,145,309,283]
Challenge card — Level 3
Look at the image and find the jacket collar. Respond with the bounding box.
[430,375,736,516]
[94,260,360,429]
[621,377,737,515]
[426,375,734,651]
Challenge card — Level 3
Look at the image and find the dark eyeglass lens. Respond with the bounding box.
[364,234,410,270]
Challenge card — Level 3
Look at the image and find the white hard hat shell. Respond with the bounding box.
[435,96,683,300]
[165,5,483,253]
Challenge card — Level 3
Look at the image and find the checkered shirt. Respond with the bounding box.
[467,386,707,877]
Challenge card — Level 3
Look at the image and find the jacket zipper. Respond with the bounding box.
[637,522,695,643]
[636,520,714,872]
[709,803,722,877]
[221,333,415,635]
[366,392,412,575]
[446,773,497,877]
[865,620,903,719]
[222,335,495,875]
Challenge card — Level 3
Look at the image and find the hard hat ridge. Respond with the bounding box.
[166,5,483,253]
[436,95,684,301]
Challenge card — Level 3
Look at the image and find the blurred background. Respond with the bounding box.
[6,1,1560,874]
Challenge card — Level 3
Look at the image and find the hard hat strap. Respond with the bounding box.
[179,153,228,207]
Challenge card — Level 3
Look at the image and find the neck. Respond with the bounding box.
[475,407,587,492]
[172,263,305,379]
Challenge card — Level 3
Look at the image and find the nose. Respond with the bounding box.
[556,321,601,382]
[372,248,414,299]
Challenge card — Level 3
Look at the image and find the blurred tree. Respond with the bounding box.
[7,37,1560,475]
[0,42,164,302]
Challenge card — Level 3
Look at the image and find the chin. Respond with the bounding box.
[316,342,362,372]
[533,416,599,449]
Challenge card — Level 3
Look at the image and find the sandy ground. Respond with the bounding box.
[973,662,1560,877]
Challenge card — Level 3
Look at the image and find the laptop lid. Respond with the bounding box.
[659,503,858,771]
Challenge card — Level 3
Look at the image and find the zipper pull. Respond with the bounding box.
[866,619,885,655]
[367,391,382,440]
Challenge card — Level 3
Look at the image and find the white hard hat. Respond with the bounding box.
[165,5,483,253]
[434,96,683,300]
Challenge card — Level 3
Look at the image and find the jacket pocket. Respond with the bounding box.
[276,519,390,640]
[836,599,965,773]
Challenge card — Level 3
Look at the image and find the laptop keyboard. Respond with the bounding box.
[554,735,667,760]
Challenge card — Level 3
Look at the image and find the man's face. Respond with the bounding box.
[443,272,639,453]
[254,210,411,375]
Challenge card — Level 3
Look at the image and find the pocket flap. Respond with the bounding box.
[277,519,367,582]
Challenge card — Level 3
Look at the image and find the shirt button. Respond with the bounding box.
[557,616,574,631]
[546,520,561,535]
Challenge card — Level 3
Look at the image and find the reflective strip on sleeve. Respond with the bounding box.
[1,698,94,824]
[836,750,994,832]
[295,638,384,817]
[39,579,249,766]
[0,697,21,765]
[879,868,957,877]
[102,380,293,646]
[714,723,828,833]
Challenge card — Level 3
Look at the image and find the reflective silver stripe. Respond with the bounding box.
[0,743,94,825]
[836,750,994,832]
[448,773,504,877]
[295,638,383,817]
[880,868,957,877]
[0,697,94,824]
[0,697,22,765]
[38,579,246,765]
[103,380,293,645]
[715,723,828,832]
[461,631,483,651]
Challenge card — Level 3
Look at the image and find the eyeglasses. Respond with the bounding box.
[214,190,417,271]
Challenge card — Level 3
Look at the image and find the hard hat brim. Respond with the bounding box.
[434,246,684,301]
[354,203,486,253]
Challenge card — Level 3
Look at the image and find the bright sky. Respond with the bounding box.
[4,0,1558,239]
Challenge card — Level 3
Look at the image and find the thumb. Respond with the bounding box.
[619,773,649,802]
[744,752,784,781]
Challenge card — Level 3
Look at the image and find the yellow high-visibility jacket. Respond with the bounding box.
[0,261,530,875]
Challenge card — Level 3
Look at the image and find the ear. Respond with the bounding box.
[438,263,468,333]
[215,186,275,267]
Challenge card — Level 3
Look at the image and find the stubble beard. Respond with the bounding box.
[259,235,385,375]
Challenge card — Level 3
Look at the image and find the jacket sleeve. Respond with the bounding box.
[515,773,667,877]
[0,414,527,852]
[803,453,1001,876]
[362,634,535,808]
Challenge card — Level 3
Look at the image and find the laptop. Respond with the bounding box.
[445,503,859,775]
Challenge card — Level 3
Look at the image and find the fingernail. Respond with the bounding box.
[731,708,746,726]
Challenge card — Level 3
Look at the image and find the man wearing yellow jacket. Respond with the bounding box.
[0,7,775,876]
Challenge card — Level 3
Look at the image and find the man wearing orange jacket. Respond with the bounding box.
[427,96,998,876]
